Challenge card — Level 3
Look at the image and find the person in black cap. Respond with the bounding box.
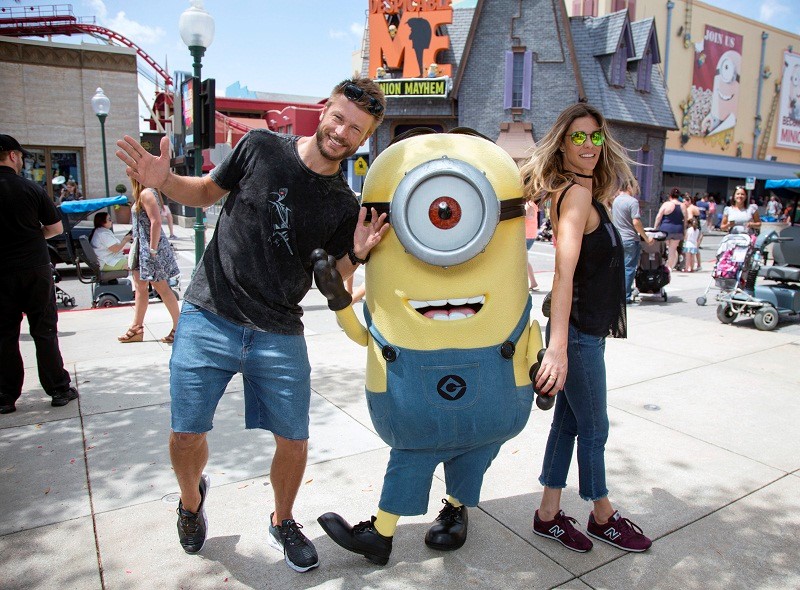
[0,134,78,414]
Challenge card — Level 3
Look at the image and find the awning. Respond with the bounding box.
[664,149,800,180]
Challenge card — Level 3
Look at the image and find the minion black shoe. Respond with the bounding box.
[425,499,468,551]
[317,513,392,566]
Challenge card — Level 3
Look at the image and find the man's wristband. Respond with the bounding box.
[348,247,370,265]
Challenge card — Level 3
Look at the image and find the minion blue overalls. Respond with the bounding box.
[363,297,533,516]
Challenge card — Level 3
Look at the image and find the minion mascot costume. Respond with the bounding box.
[313,129,548,565]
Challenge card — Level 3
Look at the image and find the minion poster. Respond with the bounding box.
[687,25,743,138]
[777,51,800,150]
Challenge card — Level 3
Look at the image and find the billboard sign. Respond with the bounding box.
[687,26,743,139]
[368,0,453,79]
[777,50,800,150]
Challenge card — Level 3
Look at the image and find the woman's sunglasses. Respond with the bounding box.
[569,130,605,147]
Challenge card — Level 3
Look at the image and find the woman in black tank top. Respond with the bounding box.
[519,104,651,553]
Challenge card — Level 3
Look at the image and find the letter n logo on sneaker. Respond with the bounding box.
[549,525,564,538]
[604,527,621,541]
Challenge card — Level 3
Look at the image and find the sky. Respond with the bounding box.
[1,0,798,122]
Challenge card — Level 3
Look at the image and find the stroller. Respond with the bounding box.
[52,264,76,308]
[53,197,180,308]
[632,229,669,302]
[695,233,755,306]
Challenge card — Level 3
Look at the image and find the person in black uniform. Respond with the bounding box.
[0,134,78,414]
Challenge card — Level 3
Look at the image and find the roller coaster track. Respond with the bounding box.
[0,4,172,86]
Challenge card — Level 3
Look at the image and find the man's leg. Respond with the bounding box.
[622,240,640,301]
[271,435,308,524]
[0,272,25,409]
[24,266,71,396]
[169,432,208,513]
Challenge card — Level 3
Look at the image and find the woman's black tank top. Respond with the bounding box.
[555,184,627,338]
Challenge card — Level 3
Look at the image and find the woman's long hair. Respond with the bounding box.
[520,103,636,207]
[130,178,161,213]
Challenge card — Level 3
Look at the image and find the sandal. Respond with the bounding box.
[118,325,144,343]
[160,329,176,344]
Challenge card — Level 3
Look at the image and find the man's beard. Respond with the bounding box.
[315,126,358,162]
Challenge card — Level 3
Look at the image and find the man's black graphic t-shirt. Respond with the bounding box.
[185,130,359,335]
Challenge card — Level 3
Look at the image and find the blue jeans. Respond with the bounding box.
[622,240,641,300]
[169,302,311,438]
[539,323,609,501]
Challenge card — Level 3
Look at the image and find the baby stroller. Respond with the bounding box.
[632,229,669,302]
[52,264,76,308]
[695,233,755,306]
[714,230,799,330]
[536,218,553,242]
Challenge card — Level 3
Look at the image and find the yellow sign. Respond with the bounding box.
[354,157,368,176]
[376,77,448,97]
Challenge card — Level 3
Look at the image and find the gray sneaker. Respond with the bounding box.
[176,474,210,554]
[268,513,319,572]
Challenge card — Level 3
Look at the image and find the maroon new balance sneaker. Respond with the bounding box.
[533,509,593,552]
[586,511,652,552]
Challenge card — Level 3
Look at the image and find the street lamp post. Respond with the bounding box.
[179,0,215,265]
[90,87,112,207]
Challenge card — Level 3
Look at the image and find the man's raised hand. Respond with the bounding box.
[115,135,171,189]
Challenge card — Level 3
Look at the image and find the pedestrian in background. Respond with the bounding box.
[0,134,78,414]
[654,188,685,270]
[115,77,389,572]
[520,104,652,554]
[721,186,761,234]
[612,180,653,303]
[525,199,540,291]
[117,179,180,344]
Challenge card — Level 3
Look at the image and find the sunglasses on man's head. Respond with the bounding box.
[569,130,605,147]
[343,83,384,117]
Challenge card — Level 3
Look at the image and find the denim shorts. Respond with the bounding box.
[169,302,311,438]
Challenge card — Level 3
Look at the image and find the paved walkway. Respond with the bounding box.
[2,242,799,589]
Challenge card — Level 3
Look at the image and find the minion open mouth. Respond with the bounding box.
[408,296,485,320]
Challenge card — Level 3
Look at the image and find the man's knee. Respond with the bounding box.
[274,435,308,456]
[170,431,206,453]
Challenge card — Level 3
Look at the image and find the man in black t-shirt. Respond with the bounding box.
[115,78,388,571]
[0,134,78,414]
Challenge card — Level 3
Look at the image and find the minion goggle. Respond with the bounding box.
[363,157,524,267]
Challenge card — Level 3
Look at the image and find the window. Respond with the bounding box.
[612,40,628,87]
[637,48,653,92]
[504,50,533,110]
[21,147,85,204]
[634,147,653,202]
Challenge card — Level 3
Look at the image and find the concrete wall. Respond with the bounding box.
[0,36,139,199]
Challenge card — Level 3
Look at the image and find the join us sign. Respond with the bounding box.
[369,0,453,79]
[777,51,800,151]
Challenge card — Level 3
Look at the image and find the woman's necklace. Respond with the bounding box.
[566,170,593,179]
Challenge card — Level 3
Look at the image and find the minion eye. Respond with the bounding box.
[391,158,499,267]
[718,57,736,84]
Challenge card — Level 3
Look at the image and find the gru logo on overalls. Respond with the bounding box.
[437,375,467,401]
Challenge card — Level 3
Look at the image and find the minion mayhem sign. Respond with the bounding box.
[369,0,453,89]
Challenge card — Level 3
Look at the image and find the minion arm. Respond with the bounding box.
[311,249,369,346]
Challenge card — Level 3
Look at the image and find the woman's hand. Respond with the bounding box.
[535,345,567,396]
